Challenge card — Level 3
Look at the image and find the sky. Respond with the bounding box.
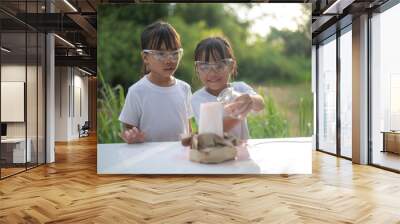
[227,3,309,38]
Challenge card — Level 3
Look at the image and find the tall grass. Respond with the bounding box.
[298,96,313,136]
[247,87,313,138]
[247,89,289,138]
[97,72,125,143]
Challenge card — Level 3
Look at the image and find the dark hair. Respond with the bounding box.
[140,21,182,74]
[194,36,237,77]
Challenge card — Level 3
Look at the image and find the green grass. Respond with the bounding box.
[298,96,313,136]
[247,89,289,138]
[257,83,314,136]
[97,72,125,144]
[246,92,313,138]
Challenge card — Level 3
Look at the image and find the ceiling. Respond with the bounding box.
[1,0,98,74]
[311,0,389,43]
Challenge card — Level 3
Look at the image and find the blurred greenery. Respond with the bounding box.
[97,3,313,143]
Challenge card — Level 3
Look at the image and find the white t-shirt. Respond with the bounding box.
[119,75,193,142]
[191,82,257,140]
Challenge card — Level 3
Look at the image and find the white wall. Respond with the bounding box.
[55,67,69,141]
[1,65,26,81]
[371,4,400,156]
[1,82,25,122]
[55,67,89,141]
[1,65,41,138]
[74,70,89,139]
[1,65,26,139]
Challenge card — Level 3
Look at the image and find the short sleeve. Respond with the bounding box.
[235,82,257,95]
[119,87,141,127]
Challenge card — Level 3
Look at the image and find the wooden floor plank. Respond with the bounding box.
[0,135,400,223]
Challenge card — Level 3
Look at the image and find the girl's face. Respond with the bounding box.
[142,44,182,79]
[196,53,234,94]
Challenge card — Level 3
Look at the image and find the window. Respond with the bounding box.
[317,35,337,154]
[339,27,352,158]
[0,2,47,179]
[371,3,400,171]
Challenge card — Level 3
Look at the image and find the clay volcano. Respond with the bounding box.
[181,133,240,164]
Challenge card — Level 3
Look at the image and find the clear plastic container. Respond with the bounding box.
[216,87,241,118]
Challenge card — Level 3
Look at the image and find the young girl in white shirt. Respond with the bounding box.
[119,21,192,143]
[191,37,264,140]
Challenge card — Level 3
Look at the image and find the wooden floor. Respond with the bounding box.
[1,163,46,178]
[1,167,26,178]
[1,135,400,223]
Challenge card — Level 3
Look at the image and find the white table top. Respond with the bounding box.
[97,138,312,174]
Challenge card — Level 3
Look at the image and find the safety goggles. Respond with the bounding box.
[195,58,234,74]
[142,48,183,62]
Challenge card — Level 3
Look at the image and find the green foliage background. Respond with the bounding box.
[98,3,313,143]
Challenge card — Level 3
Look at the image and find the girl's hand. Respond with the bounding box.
[120,127,146,144]
[224,94,253,119]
